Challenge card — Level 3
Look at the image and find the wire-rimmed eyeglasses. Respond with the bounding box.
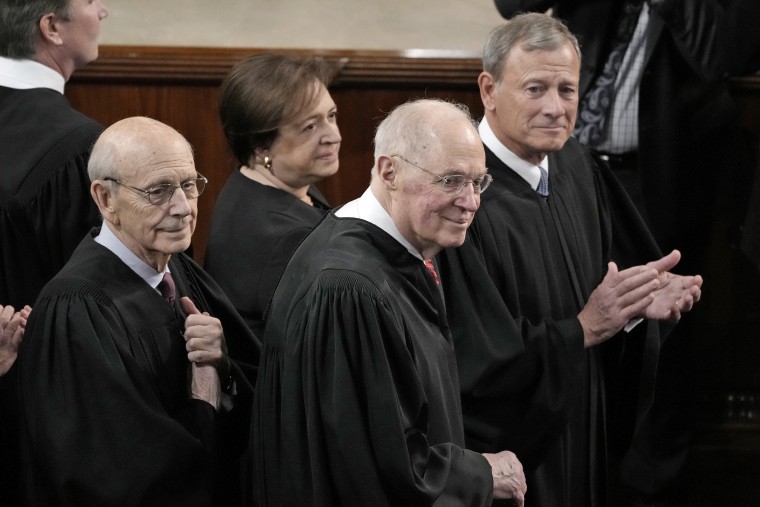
[104,174,208,205]
[390,155,492,194]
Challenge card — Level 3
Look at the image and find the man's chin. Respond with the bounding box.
[440,232,468,249]
[161,236,192,255]
[539,136,570,152]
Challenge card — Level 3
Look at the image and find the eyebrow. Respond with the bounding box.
[438,168,489,178]
[144,175,198,186]
[298,105,337,122]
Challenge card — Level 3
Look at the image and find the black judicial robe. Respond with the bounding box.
[17,229,260,506]
[1,85,103,507]
[205,170,330,338]
[0,86,102,309]
[438,138,665,507]
[254,213,493,507]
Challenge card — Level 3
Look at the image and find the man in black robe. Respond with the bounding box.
[493,3,757,503]
[255,99,527,506]
[1,1,108,502]
[0,0,108,308]
[437,13,703,507]
[17,117,260,506]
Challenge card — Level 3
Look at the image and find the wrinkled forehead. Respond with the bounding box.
[426,120,485,170]
[117,135,195,182]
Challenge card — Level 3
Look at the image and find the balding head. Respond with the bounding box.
[88,116,193,182]
[89,117,201,271]
[370,98,486,259]
[373,98,479,173]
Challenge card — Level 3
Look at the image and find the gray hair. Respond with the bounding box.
[87,136,118,182]
[483,12,581,82]
[374,98,476,168]
[0,0,72,58]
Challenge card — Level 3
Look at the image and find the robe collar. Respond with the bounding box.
[335,188,424,261]
[94,223,170,292]
[479,116,549,192]
[0,56,65,94]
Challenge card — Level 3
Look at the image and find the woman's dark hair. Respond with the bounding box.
[219,53,337,167]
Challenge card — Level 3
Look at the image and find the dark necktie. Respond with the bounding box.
[158,272,176,306]
[424,259,440,286]
[536,166,550,198]
[574,1,644,147]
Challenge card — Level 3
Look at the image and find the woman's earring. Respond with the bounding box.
[263,156,273,170]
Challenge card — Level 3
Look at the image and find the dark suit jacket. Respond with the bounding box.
[494,0,754,273]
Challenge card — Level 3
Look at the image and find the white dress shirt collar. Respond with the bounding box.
[479,116,549,191]
[0,56,65,93]
[94,223,168,290]
[335,187,424,261]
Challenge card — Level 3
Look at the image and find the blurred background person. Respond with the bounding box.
[0,0,108,504]
[204,53,341,339]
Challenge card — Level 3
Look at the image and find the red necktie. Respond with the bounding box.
[424,259,440,286]
[158,272,176,305]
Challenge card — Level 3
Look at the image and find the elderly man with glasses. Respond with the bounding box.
[254,98,527,507]
[16,116,260,506]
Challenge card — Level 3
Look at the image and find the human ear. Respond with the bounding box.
[91,181,119,224]
[377,156,397,189]
[479,72,498,112]
[38,13,64,47]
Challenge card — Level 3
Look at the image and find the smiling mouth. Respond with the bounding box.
[162,225,188,233]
